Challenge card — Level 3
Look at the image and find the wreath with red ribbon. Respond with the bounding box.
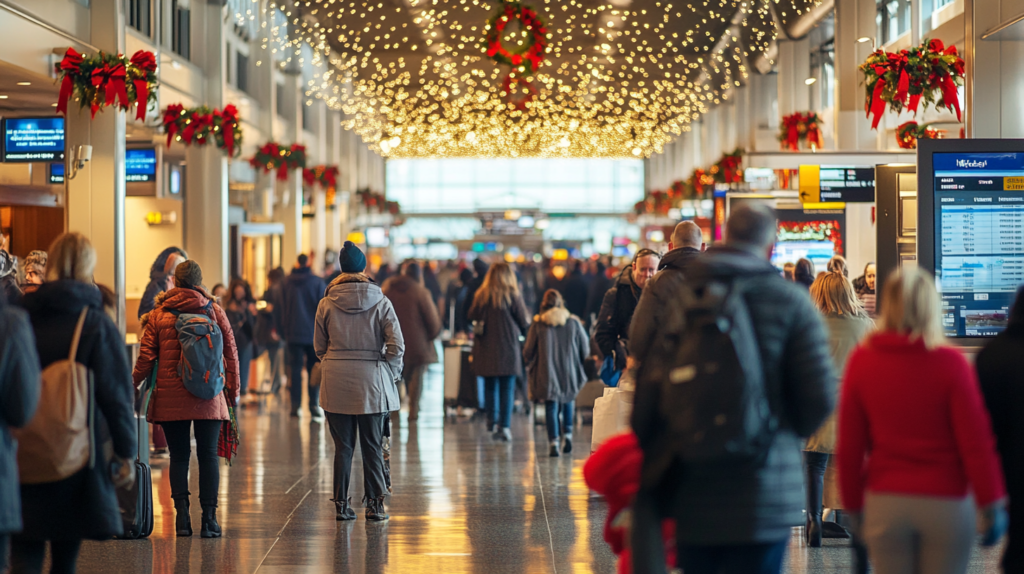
[162,104,243,157]
[779,112,824,151]
[55,48,158,120]
[249,142,307,181]
[485,2,548,73]
[896,121,942,150]
[860,38,964,130]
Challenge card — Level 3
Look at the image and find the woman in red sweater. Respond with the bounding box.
[836,268,1006,574]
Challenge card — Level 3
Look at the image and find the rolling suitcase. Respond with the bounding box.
[118,367,155,539]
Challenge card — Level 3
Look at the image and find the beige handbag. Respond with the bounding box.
[15,308,94,484]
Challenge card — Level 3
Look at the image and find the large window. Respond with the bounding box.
[385,159,645,214]
[171,0,190,59]
[876,0,911,46]
[126,0,151,37]
[236,51,249,93]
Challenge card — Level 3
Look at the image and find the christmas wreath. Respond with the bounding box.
[162,104,243,157]
[484,2,548,74]
[860,38,964,130]
[712,150,744,184]
[501,75,539,111]
[779,113,824,151]
[249,142,307,181]
[55,47,158,120]
[896,121,942,149]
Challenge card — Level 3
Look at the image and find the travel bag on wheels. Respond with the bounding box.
[118,364,155,539]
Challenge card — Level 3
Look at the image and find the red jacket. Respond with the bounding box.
[837,333,1005,511]
[133,288,240,422]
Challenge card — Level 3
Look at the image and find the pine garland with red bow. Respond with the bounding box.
[162,104,243,157]
[778,113,824,151]
[55,48,157,120]
[712,149,744,184]
[302,165,339,190]
[356,189,402,216]
[860,38,965,130]
[896,121,942,149]
[249,142,308,181]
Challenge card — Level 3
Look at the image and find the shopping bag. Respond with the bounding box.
[600,355,621,387]
[591,388,634,452]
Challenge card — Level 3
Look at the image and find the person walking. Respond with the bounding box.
[803,271,874,547]
[133,260,241,539]
[837,268,1007,574]
[138,247,187,318]
[977,287,1024,573]
[793,257,815,290]
[523,289,588,457]
[468,262,530,442]
[258,267,287,396]
[595,249,661,374]
[560,261,589,319]
[584,259,613,330]
[282,254,327,420]
[0,288,41,571]
[13,233,137,573]
[315,242,404,522]
[224,278,257,404]
[382,262,441,422]
[629,203,835,574]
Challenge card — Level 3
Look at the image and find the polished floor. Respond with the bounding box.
[71,363,1005,573]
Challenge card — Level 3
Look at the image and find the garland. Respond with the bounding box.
[55,47,158,120]
[777,220,843,256]
[162,104,243,157]
[896,121,941,149]
[633,190,672,216]
[689,168,716,199]
[778,112,824,151]
[484,2,548,74]
[356,189,402,216]
[249,142,307,181]
[302,165,339,190]
[860,38,964,130]
[712,150,744,184]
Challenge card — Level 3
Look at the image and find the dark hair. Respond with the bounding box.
[1010,286,1024,327]
[795,258,815,279]
[540,289,564,312]
[175,260,205,290]
[297,254,309,267]
[726,203,778,251]
[403,261,423,283]
[632,248,661,264]
[228,278,254,304]
[459,268,474,285]
[268,267,286,283]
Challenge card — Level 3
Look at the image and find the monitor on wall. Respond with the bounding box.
[918,139,1024,343]
[2,117,65,163]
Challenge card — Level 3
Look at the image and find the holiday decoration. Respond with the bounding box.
[303,165,339,191]
[55,48,158,120]
[712,150,744,184]
[162,104,243,157]
[356,189,401,217]
[777,220,843,256]
[501,75,539,111]
[484,2,548,74]
[896,121,942,149]
[633,190,673,216]
[860,38,965,130]
[779,112,824,151]
[689,168,716,199]
[250,142,307,181]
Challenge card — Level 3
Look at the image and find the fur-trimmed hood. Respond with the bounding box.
[325,272,383,314]
[534,306,572,327]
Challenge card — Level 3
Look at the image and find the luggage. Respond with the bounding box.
[456,347,480,409]
[590,386,633,452]
[442,344,464,401]
[119,365,155,539]
[170,306,226,400]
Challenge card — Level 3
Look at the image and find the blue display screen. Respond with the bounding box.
[3,117,65,162]
[126,148,157,182]
[48,162,64,184]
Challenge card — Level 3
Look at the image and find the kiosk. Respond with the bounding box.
[875,164,917,303]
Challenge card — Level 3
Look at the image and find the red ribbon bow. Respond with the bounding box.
[105,62,129,110]
[56,48,84,116]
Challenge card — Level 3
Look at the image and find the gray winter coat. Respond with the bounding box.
[314,274,405,415]
[523,307,589,403]
[0,305,41,533]
[630,246,835,547]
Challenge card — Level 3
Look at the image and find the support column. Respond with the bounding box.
[835,0,878,149]
[280,171,303,267]
[777,38,812,117]
[66,0,126,331]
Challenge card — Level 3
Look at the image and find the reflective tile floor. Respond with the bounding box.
[72,363,1005,573]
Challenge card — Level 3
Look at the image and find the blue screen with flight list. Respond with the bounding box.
[3,117,65,162]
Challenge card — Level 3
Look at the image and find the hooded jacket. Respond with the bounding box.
[282,266,327,345]
[523,306,589,403]
[382,274,441,368]
[138,247,187,319]
[133,288,241,421]
[0,303,40,534]
[594,266,641,366]
[315,273,404,415]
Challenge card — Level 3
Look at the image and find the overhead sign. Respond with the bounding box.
[3,117,65,163]
[798,165,820,204]
[126,148,157,182]
[48,162,64,184]
[819,167,876,202]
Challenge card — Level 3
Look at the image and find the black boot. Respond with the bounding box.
[333,497,356,521]
[174,498,192,537]
[200,505,222,538]
[365,496,388,522]
[804,454,824,548]
[806,512,823,547]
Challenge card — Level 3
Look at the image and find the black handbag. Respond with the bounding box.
[472,320,485,337]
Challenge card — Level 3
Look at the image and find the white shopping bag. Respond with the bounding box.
[591,388,634,452]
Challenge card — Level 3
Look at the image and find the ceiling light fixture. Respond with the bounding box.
[16,82,30,86]
[805,77,817,85]
[0,95,8,100]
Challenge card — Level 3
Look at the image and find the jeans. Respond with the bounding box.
[325,412,388,503]
[403,365,427,420]
[237,343,253,397]
[804,451,829,519]
[160,419,222,507]
[544,400,575,441]
[9,539,82,574]
[484,375,515,429]
[675,540,788,574]
[288,343,321,414]
[266,343,284,395]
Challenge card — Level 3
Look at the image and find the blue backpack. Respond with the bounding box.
[170,306,225,400]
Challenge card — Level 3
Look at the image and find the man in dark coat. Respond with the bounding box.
[458,259,489,328]
[138,247,188,318]
[629,203,834,574]
[382,262,441,421]
[560,260,589,320]
[594,249,661,371]
[584,260,613,330]
[282,254,328,419]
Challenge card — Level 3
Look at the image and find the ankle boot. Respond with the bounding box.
[333,497,356,521]
[366,496,389,522]
[174,498,192,537]
[806,512,823,547]
[200,505,222,538]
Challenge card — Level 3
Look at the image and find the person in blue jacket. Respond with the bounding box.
[282,254,327,420]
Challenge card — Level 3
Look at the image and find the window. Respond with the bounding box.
[302,102,314,132]
[876,0,910,46]
[276,83,287,118]
[126,0,151,37]
[236,52,249,93]
[171,0,190,59]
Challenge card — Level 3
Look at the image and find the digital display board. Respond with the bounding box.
[819,167,875,202]
[48,162,64,184]
[772,206,846,274]
[931,152,1024,338]
[3,117,65,162]
[126,148,157,182]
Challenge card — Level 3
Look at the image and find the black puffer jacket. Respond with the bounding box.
[594,266,640,368]
[0,303,41,534]
[630,247,702,358]
[630,247,834,547]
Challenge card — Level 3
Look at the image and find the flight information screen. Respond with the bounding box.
[934,153,1024,337]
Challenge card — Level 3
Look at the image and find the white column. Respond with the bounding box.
[834,0,878,149]
[777,38,812,117]
[280,170,303,267]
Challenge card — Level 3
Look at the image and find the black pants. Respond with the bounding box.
[9,539,82,574]
[288,343,320,414]
[676,540,788,574]
[325,412,387,504]
[237,343,253,397]
[160,419,222,507]
[804,451,829,519]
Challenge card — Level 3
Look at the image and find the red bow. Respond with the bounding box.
[129,51,156,120]
[163,103,185,147]
[106,62,129,110]
[940,73,962,122]
[221,104,239,157]
[56,48,84,116]
[868,78,887,129]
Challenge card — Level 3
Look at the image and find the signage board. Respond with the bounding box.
[819,167,876,202]
[48,162,64,184]
[126,148,157,182]
[3,117,65,162]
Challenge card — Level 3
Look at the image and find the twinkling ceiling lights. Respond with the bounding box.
[266,0,818,158]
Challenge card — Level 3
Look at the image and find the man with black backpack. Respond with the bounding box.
[629,203,835,574]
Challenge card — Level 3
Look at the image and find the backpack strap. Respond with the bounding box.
[69,307,89,362]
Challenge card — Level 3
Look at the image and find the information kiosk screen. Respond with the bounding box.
[2,117,65,162]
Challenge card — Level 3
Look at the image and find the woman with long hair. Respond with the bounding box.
[837,268,1007,574]
[794,258,815,289]
[804,271,874,546]
[468,262,530,442]
[224,278,257,403]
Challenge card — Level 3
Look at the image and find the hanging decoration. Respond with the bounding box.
[302,165,339,191]
[712,150,744,184]
[777,220,843,256]
[501,75,539,111]
[55,47,158,120]
[356,189,403,222]
[485,2,548,111]
[896,121,943,149]
[633,191,673,216]
[778,112,824,151]
[162,104,243,157]
[250,142,308,181]
[689,168,716,199]
[860,38,965,130]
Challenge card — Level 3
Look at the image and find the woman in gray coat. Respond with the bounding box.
[314,242,404,522]
[524,290,589,457]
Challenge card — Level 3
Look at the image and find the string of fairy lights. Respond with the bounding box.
[238,0,820,158]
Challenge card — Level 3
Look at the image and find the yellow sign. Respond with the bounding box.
[346,231,366,244]
[1005,177,1024,191]
[799,165,821,204]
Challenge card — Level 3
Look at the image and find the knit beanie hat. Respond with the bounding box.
[338,241,366,273]
[174,259,204,289]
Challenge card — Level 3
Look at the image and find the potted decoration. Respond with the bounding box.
[778,113,824,151]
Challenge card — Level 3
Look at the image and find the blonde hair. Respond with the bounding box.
[810,271,867,318]
[879,267,945,349]
[473,262,520,309]
[827,255,849,277]
[46,232,96,283]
